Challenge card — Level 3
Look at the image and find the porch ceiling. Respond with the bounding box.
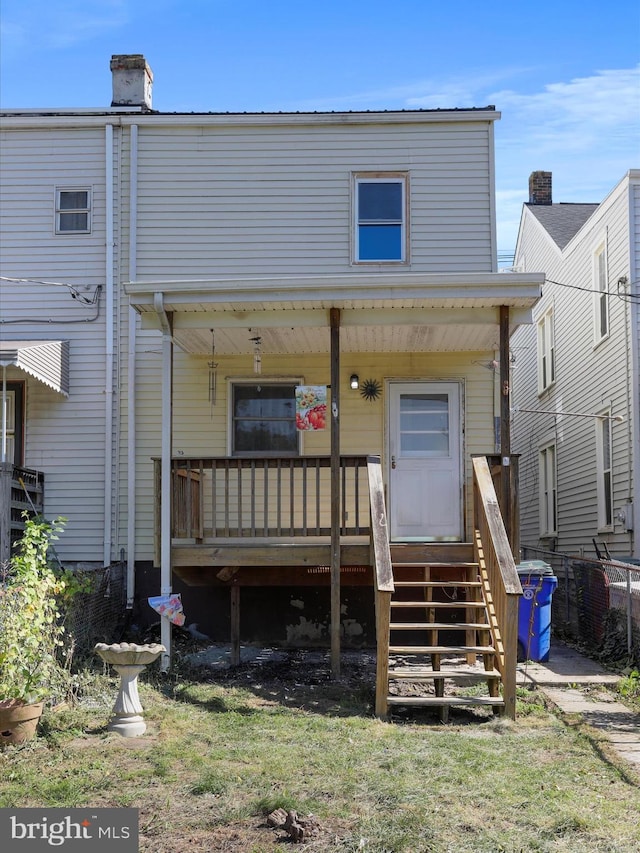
[125,271,544,355]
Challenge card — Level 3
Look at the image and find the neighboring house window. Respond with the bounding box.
[1,383,24,465]
[354,174,408,263]
[596,411,613,529]
[594,245,609,341]
[537,308,555,393]
[231,382,298,456]
[55,188,91,233]
[539,443,557,536]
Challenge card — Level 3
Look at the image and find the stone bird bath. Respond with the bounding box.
[94,642,166,737]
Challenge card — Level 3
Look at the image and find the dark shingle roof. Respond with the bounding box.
[526,203,599,249]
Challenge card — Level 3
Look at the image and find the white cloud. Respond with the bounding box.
[1,0,129,52]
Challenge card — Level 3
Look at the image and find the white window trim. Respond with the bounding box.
[55,187,92,234]
[539,441,558,537]
[352,172,409,264]
[227,378,303,457]
[536,307,555,394]
[593,243,609,344]
[596,408,614,531]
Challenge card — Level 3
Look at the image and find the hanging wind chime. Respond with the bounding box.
[250,333,262,375]
[208,329,218,415]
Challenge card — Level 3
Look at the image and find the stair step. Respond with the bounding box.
[389,645,495,655]
[386,696,505,708]
[389,667,502,681]
[389,622,489,630]
[393,581,481,588]
[390,600,485,608]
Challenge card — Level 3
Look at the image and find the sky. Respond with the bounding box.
[1,0,639,260]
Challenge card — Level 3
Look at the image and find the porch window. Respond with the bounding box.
[539,443,557,537]
[231,382,299,456]
[596,410,613,529]
[354,174,407,263]
[537,308,555,394]
[1,383,23,466]
[594,245,609,342]
[55,188,91,233]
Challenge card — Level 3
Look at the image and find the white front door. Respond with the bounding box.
[388,381,463,540]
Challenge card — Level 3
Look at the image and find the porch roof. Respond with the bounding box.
[125,271,544,355]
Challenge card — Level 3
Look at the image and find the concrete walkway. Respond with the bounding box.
[519,640,640,777]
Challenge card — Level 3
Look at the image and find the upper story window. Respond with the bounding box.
[594,245,609,342]
[596,409,613,530]
[55,188,91,233]
[537,308,555,394]
[231,382,299,457]
[354,173,408,263]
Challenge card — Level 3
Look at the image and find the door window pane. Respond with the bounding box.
[399,394,449,455]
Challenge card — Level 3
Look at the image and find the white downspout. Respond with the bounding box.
[126,124,138,607]
[628,178,640,555]
[1,365,7,462]
[154,291,173,671]
[104,124,115,567]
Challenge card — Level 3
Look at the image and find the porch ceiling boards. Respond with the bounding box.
[125,271,544,355]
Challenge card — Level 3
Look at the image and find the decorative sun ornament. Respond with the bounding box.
[360,378,382,401]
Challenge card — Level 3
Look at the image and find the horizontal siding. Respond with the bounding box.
[512,178,635,556]
[1,126,118,562]
[132,121,495,279]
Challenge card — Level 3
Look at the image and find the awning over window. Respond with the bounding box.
[0,340,69,396]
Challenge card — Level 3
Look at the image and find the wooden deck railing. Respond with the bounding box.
[472,455,522,720]
[367,455,394,719]
[0,462,45,564]
[154,455,370,544]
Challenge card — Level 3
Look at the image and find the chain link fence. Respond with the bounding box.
[521,546,640,665]
[62,559,128,665]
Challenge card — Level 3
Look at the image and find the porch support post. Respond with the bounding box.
[499,305,513,555]
[155,293,173,671]
[330,307,341,677]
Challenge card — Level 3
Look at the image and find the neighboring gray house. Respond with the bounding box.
[511,170,640,559]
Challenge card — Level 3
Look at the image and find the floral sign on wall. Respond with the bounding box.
[295,385,327,431]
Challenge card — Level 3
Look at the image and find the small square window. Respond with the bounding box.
[56,188,91,233]
[354,174,407,263]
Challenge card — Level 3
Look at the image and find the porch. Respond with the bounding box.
[0,462,45,564]
[159,453,522,718]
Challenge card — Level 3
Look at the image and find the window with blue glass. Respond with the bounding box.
[355,175,407,263]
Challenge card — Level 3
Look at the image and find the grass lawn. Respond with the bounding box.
[1,649,639,852]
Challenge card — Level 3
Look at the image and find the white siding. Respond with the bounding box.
[0,126,118,562]
[133,121,495,279]
[512,175,636,557]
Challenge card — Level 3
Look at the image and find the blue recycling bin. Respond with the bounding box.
[517,560,557,662]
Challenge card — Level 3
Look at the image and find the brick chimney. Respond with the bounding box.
[110,54,153,110]
[528,171,552,205]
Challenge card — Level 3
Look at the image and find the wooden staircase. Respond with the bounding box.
[384,558,505,720]
[368,455,522,723]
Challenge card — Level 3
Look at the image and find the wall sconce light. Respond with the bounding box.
[350,374,359,390]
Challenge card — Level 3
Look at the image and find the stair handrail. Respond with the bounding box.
[472,455,522,719]
[367,455,394,718]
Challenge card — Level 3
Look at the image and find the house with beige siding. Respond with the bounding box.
[0,55,544,718]
[511,170,640,560]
